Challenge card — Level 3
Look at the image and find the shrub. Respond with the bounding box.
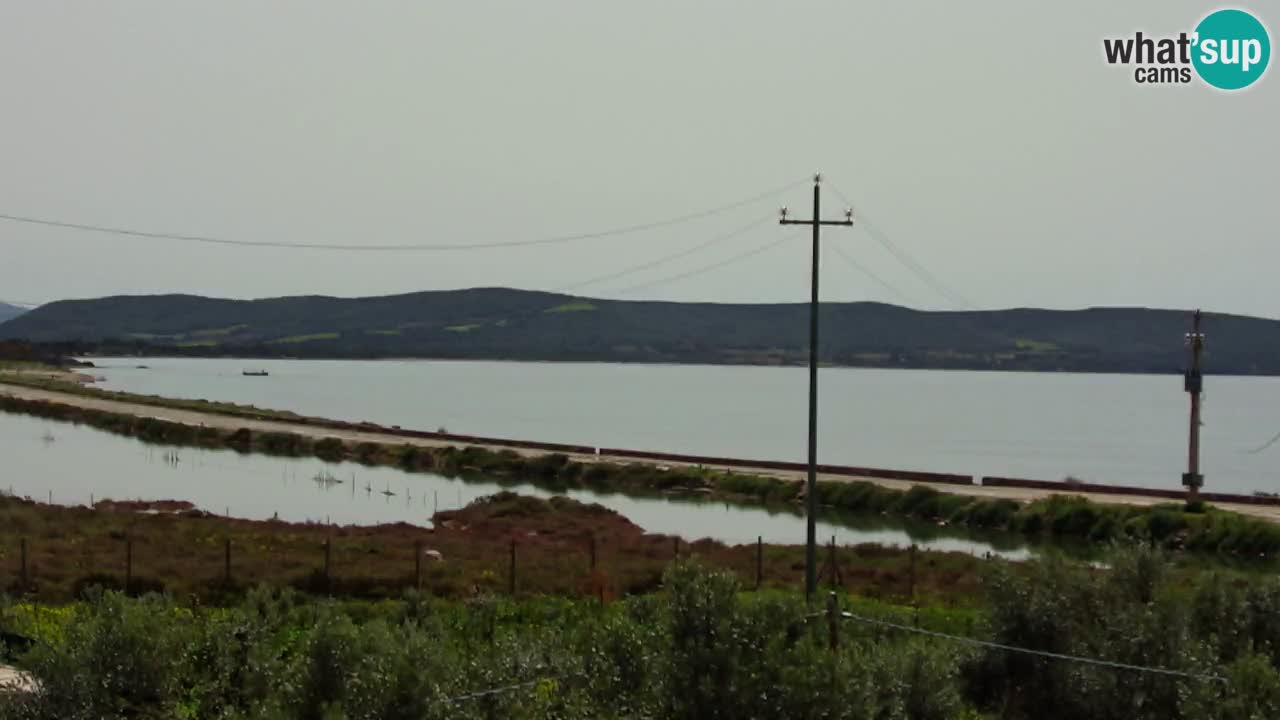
[314,437,346,461]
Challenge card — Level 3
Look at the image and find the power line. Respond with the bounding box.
[0,178,806,253]
[609,233,796,295]
[859,217,976,310]
[826,183,977,310]
[440,670,579,706]
[554,214,774,293]
[828,243,918,307]
[840,609,1226,683]
[1243,428,1280,454]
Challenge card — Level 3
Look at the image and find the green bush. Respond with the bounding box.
[314,437,346,462]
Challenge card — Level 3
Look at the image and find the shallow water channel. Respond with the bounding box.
[0,411,1030,557]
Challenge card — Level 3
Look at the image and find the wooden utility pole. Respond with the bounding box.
[1183,310,1205,502]
[780,173,854,600]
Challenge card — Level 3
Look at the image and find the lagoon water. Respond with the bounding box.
[0,412,1021,556]
[84,357,1280,495]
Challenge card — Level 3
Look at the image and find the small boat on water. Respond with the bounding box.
[242,370,269,377]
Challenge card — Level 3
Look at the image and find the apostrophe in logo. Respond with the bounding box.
[1102,8,1270,91]
[1192,9,1270,90]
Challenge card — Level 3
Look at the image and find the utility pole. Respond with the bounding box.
[780,173,853,600]
[1183,309,1205,502]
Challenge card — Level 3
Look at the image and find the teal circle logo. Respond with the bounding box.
[1192,9,1271,90]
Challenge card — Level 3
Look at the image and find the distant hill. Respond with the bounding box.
[0,288,1273,374]
[0,302,27,325]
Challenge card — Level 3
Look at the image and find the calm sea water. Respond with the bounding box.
[83,358,1280,495]
[0,412,1020,555]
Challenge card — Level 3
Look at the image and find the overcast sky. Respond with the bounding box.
[1,2,1276,316]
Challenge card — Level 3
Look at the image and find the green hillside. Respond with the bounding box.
[0,288,1272,373]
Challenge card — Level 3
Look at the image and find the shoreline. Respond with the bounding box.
[8,379,1280,557]
[4,373,1278,520]
[73,352,1280,378]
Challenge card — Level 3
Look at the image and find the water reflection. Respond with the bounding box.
[0,411,1028,557]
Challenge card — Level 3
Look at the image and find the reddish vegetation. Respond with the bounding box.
[0,492,987,604]
[92,499,198,514]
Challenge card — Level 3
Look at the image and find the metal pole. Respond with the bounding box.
[1183,310,1205,501]
[779,174,853,600]
[805,180,821,599]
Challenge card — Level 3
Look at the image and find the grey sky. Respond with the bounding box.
[1,2,1276,316]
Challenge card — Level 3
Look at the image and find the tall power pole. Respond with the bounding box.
[1183,310,1205,502]
[780,173,853,599]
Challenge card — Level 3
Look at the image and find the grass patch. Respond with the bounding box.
[544,301,597,313]
[444,324,481,333]
[189,324,248,337]
[267,332,340,344]
[1014,338,1059,352]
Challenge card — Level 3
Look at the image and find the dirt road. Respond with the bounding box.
[3,380,1279,523]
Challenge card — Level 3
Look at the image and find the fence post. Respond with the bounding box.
[20,537,28,590]
[414,540,422,590]
[509,540,516,596]
[909,544,917,598]
[827,536,840,590]
[827,592,840,651]
[756,535,763,590]
[323,538,332,591]
[125,535,133,594]
[224,538,232,586]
